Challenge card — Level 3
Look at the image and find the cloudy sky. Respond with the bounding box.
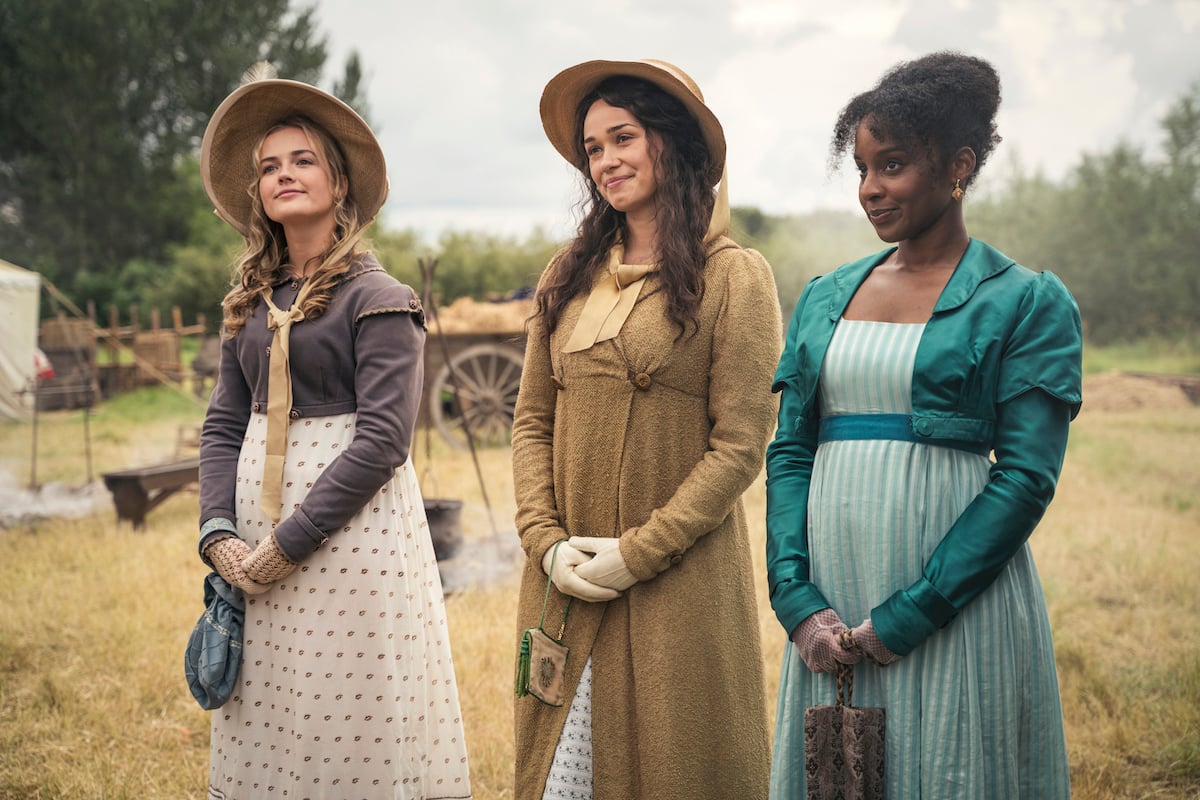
[310,0,1200,242]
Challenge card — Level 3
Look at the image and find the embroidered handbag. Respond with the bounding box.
[515,541,572,706]
[804,662,886,799]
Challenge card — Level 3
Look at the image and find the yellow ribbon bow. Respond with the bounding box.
[260,282,311,522]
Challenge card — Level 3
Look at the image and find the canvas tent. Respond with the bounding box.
[0,259,41,420]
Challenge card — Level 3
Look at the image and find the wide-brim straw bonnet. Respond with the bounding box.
[201,69,387,236]
[540,59,726,187]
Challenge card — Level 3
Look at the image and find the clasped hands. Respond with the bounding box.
[792,608,901,672]
[541,536,638,603]
[205,531,297,596]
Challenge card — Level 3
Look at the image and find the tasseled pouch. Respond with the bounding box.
[804,662,886,799]
[516,541,572,706]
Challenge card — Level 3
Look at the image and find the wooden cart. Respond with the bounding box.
[418,306,528,450]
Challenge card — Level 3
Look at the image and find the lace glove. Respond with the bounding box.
[791,608,862,673]
[203,537,271,596]
[241,531,298,586]
[847,618,902,666]
[541,540,621,603]
[569,536,638,591]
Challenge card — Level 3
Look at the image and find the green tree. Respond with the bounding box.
[0,0,327,310]
[430,229,558,303]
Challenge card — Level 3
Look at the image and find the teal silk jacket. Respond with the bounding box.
[766,239,1083,656]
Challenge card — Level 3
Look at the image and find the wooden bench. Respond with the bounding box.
[102,457,201,528]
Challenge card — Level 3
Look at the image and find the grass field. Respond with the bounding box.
[0,377,1197,799]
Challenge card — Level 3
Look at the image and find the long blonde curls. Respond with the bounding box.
[220,115,367,337]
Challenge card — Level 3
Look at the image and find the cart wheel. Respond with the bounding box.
[430,343,524,449]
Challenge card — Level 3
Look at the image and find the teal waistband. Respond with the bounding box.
[818,413,991,457]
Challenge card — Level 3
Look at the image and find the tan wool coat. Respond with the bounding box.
[512,236,783,800]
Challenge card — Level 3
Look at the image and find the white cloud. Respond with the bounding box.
[309,0,1198,241]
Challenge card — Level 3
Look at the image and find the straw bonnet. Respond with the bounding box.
[540,59,726,187]
[200,64,388,236]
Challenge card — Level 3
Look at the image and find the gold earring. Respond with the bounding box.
[952,179,965,201]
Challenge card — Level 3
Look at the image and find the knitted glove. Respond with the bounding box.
[791,608,862,673]
[241,531,297,585]
[542,540,620,603]
[203,537,271,596]
[847,618,902,666]
[569,536,638,591]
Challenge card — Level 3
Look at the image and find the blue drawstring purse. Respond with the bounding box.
[184,572,245,710]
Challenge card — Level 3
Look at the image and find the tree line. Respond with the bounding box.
[1,1,1195,347]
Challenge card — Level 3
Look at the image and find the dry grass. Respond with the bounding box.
[0,391,1197,798]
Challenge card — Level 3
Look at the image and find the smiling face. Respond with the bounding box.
[582,99,661,220]
[853,120,957,245]
[256,125,340,233]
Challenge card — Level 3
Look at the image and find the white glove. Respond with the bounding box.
[791,608,862,673]
[848,618,902,666]
[569,536,637,591]
[542,540,620,603]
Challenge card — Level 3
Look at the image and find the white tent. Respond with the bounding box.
[0,259,41,420]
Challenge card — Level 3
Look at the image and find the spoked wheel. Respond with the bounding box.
[429,343,524,449]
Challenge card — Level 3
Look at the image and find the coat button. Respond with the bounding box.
[252,402,262,412]
[289,409,301,419]
[409,298,420,310]
[669,553,683,565]
[914,418,933,436]
[265,345,271,356]
[633,372,652,390]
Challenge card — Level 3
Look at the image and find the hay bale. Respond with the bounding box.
[428,297,532,335]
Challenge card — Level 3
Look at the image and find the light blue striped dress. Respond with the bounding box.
[770,320,1070,799]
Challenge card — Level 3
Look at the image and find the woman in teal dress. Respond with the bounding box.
[766,52,1082,798]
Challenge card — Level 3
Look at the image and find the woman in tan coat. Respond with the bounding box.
[512,59,781,800]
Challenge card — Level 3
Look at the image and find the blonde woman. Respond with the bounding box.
[196,68,471,799]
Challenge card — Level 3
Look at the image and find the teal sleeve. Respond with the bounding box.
[996,271,1083,418]
[872,274,1083,655]
[766,290,831,636]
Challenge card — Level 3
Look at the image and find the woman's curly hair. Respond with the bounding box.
[534,75,717,341]
[219,115,367,337]
[830,51,1002,186]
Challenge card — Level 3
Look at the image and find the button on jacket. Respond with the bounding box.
[766,238,1082,655]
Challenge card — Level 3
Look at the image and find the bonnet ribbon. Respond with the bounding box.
[260,280,314,523]
[561,165,730,354]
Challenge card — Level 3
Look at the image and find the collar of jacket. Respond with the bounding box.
[269,252,384,290]
[823,238,1014,321]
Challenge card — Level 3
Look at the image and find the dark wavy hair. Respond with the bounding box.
[534,75,717,340]
[830,51,1002,187]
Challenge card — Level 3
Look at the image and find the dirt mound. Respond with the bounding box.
[1081,370,1195,413]
[428,297,532,334]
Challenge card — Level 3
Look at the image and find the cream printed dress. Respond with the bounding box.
[208,412,471,800]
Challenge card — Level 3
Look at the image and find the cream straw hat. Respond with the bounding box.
[539,58,726,187]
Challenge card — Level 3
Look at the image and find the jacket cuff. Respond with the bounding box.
[529,530,569,576]
[273,509,328,563]
[198,517,238,566]
[770,579,832,638]
[872,578,957,656]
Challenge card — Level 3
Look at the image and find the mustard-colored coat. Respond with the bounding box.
[512,237,782,800]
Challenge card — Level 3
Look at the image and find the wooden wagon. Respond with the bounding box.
[417,295,530,450]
